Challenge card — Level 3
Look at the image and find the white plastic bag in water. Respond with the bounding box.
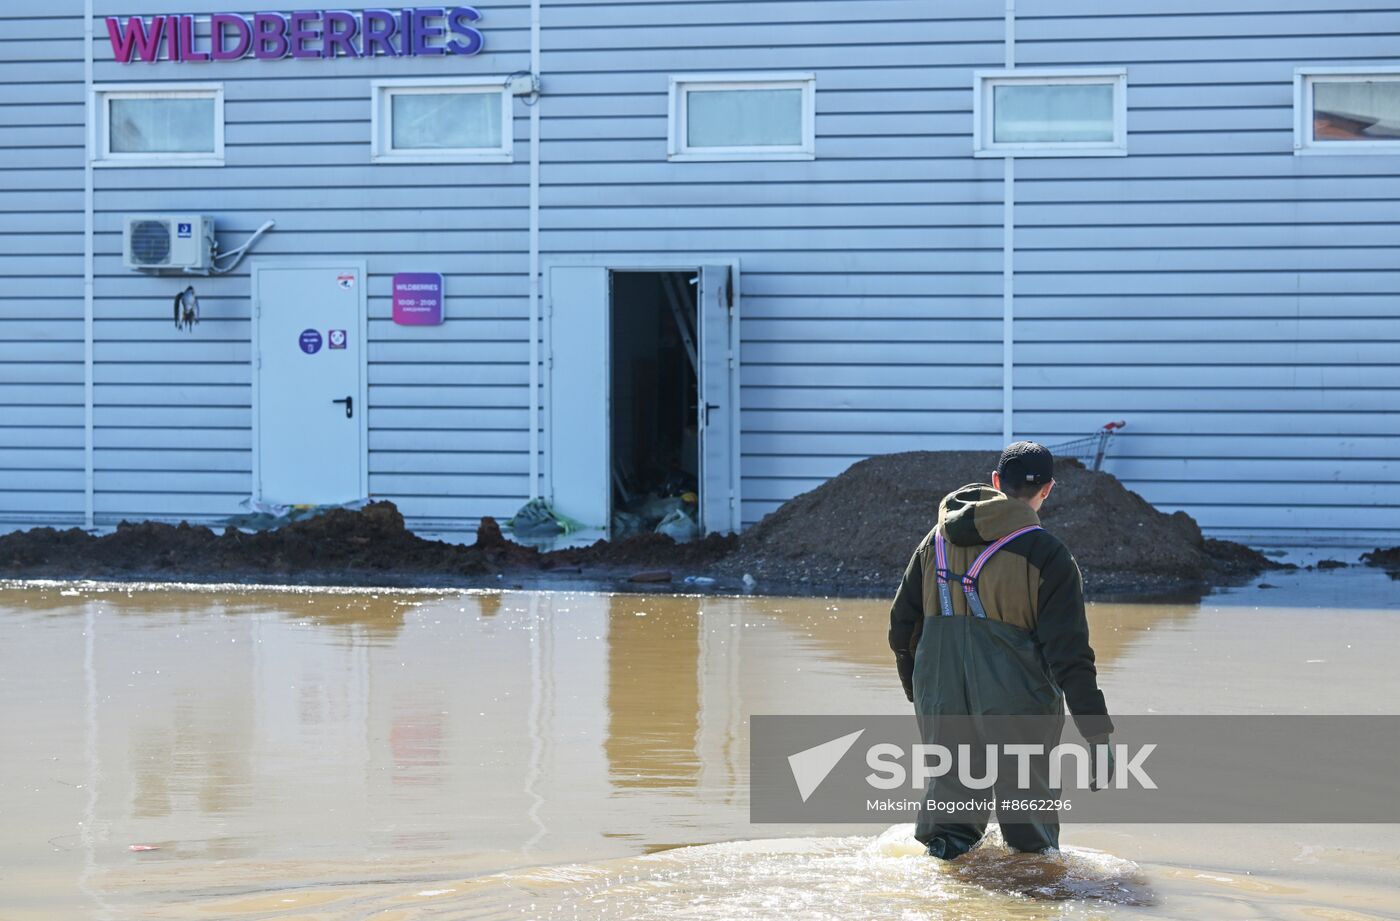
[655,508,699,543]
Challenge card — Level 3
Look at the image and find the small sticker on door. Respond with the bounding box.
[299,329,323,354]
[336,273,356,290]
[328,329,347,349]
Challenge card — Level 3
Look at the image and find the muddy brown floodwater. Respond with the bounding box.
[1,569,1398,920]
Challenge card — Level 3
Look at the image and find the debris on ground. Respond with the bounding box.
[1361,546,1400,570]
[628,570,673,583]
[0,451,1285,597]
[545,531,735,571]
[224,498,368,532]
[0,504,474,576]
[0,501,732,585]
[506,498,582,538]
[654,508,699,542]
[611,487,700,542]
[506,485,704,545]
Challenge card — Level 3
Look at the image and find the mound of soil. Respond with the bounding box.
[547,531,737,571]
[474,516,735,573]
[719,451,1278,593]
[0,502,724,584]
[0,503,482,578]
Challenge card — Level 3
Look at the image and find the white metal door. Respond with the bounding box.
[547,266,610,529]
[697,265,739,534]
[253,262,367,505]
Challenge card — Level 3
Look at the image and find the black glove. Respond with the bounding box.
[895,650,915,703]
[1088,735,1115,791]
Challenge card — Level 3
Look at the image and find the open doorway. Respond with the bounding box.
[546,260,738,537]
[608,271,701,541]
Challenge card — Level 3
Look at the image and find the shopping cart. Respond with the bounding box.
[1046,421,1126,472]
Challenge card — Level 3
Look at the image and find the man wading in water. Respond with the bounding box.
[888,442,1114,859]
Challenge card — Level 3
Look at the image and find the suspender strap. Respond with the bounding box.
[966,525,1044,581]
[933,531,955,617]
[934,525,1042,618]
[961,525,1043,619]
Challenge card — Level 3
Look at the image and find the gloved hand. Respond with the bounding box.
[1087,734,1115,791]
[895,650,915,702]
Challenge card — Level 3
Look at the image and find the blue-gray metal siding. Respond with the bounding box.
[85,1,533,530]
[0,1,1396,546]
[1011,0,1400,544]
[0,8,86,523]
[541,0,1011,530]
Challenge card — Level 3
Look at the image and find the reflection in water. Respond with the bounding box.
[0,581,427,637]
[787,593,1202,675]
[1,571,1399,920]
[389,706,447,794]
[607,596,701,789]
[478,590,504,617]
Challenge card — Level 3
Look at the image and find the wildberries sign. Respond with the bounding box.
[105,7,485,63]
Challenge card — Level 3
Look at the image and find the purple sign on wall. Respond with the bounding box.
[393,273,445,326]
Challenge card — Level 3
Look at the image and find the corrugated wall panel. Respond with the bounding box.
[1,1,1395,548]
[1014,2,1400,544]
[0,8,85,523]
[84,0,534,530]
[542,0,1008,527]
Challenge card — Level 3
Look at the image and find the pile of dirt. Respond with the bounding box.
[719,451,1279,593]
[455,516,734,576]
[0,503,475,578]
[546,531,737,571]
[0,502,726,584]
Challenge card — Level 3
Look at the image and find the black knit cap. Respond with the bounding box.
[996,441,1054,487]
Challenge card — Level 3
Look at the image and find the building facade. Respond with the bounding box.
[2,1,1397,547]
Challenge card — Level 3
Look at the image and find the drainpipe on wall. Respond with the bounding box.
[1004,0,1016,68]
[1001,0,1016,443]
[83,0,95,529]
[526,0,542,500]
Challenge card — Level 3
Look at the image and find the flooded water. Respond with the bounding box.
[1,568,1397,920]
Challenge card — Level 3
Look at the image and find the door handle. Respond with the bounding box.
[332,395,353,418]
[705,402,720,424]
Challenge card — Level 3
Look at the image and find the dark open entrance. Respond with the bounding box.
[609,271,700,541]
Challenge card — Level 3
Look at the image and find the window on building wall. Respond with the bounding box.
[371,78,512,163]
[668,73,816,161]
[1295,67,1400,154]
[94,84,224,166]
[973,69,1127,157]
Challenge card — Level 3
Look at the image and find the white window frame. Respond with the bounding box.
[371,77,513,164]
[667,72,816,162]
[92,83,224,167]
[973,68,1128,158]
[1294,66,1400,156]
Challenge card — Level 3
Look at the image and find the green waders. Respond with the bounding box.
[913,525,1066,859]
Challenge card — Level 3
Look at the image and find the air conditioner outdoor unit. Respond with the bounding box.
[123,215,215,272]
